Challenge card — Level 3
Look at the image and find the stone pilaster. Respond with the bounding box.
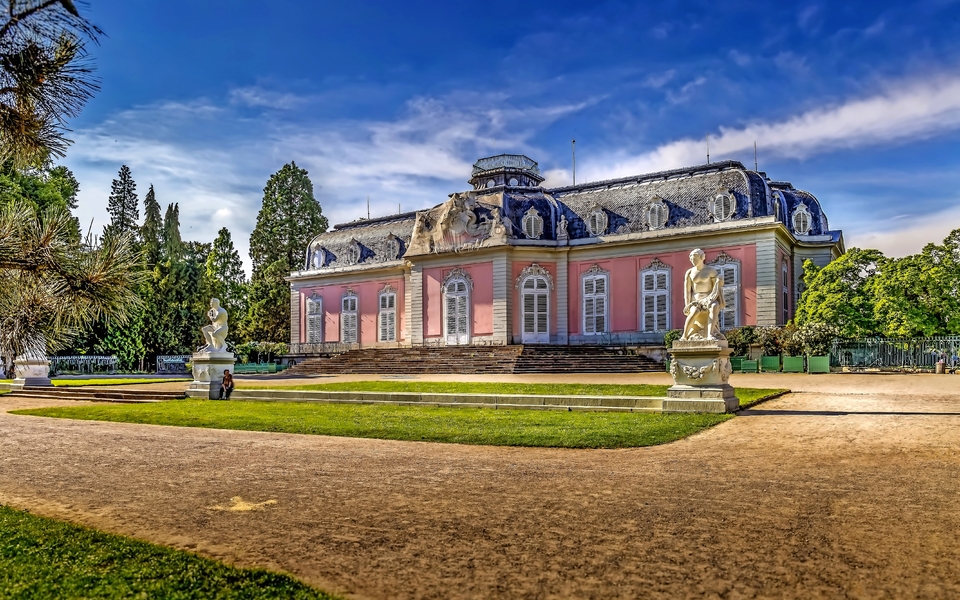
[555,253,569,344]
[491,254,510,344]
[289,286,300,345]
[755,237,778,326]
[409,264,424,345]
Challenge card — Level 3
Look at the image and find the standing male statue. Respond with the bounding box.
[680,249,726,341]
[201,298,229,352]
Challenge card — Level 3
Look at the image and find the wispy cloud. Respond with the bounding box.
[586,72,960,180]
[229,86,307,110]
[847,202,960,257]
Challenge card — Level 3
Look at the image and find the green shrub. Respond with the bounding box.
[755,326,782,356]
[663,329,683,347]
[725,326,755,356]
[780,324,803,356]
[795,322,839,356]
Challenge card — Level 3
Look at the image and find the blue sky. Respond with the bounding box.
[64,0,960,271]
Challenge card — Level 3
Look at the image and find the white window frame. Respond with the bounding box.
[709,253,740,330]
[521,207,543,239]
[305,294,323,344]
[587,209,608,236]
[640,261,671,332]
[647,198,669,230]
[378,286,397,342]
[442,268,472,345]
[341,292,359,344]
[711,190,736,222]
[792,202,812,235]
[581,265,609,335]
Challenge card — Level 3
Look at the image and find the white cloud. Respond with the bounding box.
[846,203,960,257]
[585,72,960,181]
[229,86,306,110]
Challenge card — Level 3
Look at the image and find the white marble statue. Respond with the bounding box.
[680,248,726,341]
[201,298,229,352]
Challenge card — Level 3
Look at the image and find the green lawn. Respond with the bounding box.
[15,400,735,448]
[52,378,190,387]
[0,504,336,599]
[236,380,786,406]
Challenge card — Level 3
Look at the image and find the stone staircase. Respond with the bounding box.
[3,386,186,403]
[284,345,664,376]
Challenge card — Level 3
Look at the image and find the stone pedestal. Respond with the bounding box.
[12,356,52,389]
[666,340,738,413]
[187,351,236,399]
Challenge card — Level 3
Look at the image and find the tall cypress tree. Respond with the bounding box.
[246,162,328,342]
[162,202,182,259]
[105,165,139,238]
[141,185,162,267]
[205,227,247,323]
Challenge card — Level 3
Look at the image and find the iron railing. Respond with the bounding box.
[156,355,191,374]
[49,355,117,375]
[831,336,960,369]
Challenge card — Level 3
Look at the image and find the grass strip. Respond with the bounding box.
[14,400,734,448]
[237,380,785,406]
[52,378,190,387]
[0,504,336,599]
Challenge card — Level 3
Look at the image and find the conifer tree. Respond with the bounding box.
[205,227,247,324]
[141,184,162,267]
[162,202,182,259]
[105,165,139,238]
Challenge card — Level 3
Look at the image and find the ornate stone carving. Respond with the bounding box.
[380,283,397,295]
[441,267,473,291]
[201,298,229,352]
[557,213,569,240]
[680,248,725,342]
[645,257,670,271]
[408,193,499,255]
[583,263,609,277]
[515,263,555,290]
[708,251,738,266]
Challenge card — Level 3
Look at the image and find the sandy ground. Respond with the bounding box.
[1,374,959,599]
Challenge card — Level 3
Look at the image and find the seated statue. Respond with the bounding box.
[680,249,726,341]
[201,298,229,352]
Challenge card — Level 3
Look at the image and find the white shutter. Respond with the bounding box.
[595,296,606,333]
[584,297,595,334]
[536,293,548,333]
[656,272,668,291]
[643,273,654,292]
[523,293,535,333]
[656,294,668,331]
[456,296,468,335]
[446,295,458,342]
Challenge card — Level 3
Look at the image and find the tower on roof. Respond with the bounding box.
[469,154,544,190]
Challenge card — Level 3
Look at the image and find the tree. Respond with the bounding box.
[205,227,247,325]
[249,162,328,273]
[0,0,102,167]
[246,162,328,342]
[162,202,182,259]
[795,248,883,338]
[141,184,162,267]
[104,164,138,238]
[0,199,141,361]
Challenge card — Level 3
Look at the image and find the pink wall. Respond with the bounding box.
[299,277,405,343]
[567,244,758,335]
[422,262,494,338]
[511,262,558,338]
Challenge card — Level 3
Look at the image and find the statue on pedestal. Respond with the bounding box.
[680,248,725,341]
[201,298,229,353]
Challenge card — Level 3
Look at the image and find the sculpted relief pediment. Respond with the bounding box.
[407,192,509,256]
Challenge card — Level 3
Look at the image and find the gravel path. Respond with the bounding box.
[2,376,959,599]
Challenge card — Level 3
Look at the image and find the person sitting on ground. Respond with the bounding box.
[219,370,234,400]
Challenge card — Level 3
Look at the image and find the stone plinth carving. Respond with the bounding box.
[666,340,738,413]
[12,355,52,389]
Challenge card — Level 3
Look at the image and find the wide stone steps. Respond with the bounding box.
[285,345,664,376]
[3,386,186,403]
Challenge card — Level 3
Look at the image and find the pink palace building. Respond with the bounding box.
[286,155,844,354]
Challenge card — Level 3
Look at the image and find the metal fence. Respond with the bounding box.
[156,354,192,374]
[49,355,117,375]
[831,337,960,370]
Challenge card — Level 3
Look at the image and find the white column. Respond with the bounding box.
[555,252,569,344]
[409,264,424,345]
[755,237,778,326]
[289,285,301,345]
[491,254,510,344]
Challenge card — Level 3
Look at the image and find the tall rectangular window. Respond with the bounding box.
[306,296,323,343]
[782,262,790,325]
[641,269,670,332]
[341,294,358,344]
[379,292,396,342]
[717,264,739,329]
[582,274,608,334]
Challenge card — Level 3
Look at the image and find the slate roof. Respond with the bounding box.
[297,158,840,272]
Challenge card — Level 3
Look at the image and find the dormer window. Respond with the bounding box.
[711,190,736,222]
[792,202,812,235]
[647,197,669,230]
[521,207,544,239]
[587,205,608,236]
[344,239,362,265]
[508,177,519,186]
[485,179,496,188]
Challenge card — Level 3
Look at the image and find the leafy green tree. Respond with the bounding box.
[249,162,328,273]
[795,249,883,338]
[0,0,102,167]
[246,162,328,342]
[205,227,247,326]
[140,184,162,267]
[104,164,138,239]
[244,258,292,342]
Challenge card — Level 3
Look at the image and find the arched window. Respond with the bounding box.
[379,286,397,342]
[516,264,553,344]
[640,260,670,332]
[782,261,790,325]
[792,203,812,235]
[442,269,472,345]
[522,207,543,239]
[587,205,608,236]
[582,265,609,335]
[647,199,669,230]
[711,190,736,222]
[709,253,740,330]
[306,295,323,343]
[341,291,358,344]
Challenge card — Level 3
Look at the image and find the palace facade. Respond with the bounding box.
[286,155,843,353]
